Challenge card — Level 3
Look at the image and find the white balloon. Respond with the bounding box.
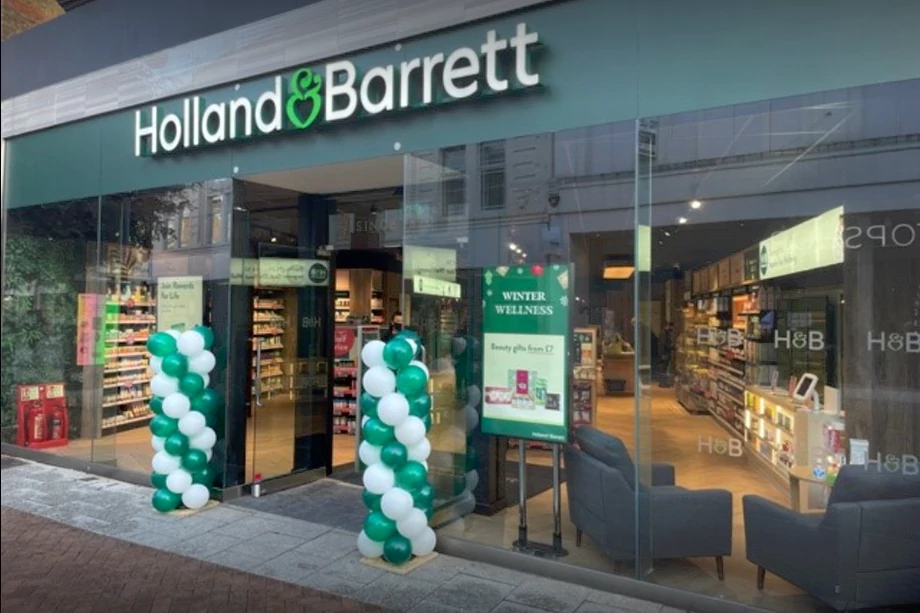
[405,338,419,356]
[151,436,165,452]
[151,450,181,474]
[409,360,429,380]
[357,530,384,558]
[205,449,213,461]
[188,350,216,376]
[358,441,382,466]
[363,366,396,397]
[410,526,437,556]
[465,405,480,433]
[162,393,191,419]
[467,385,482,407]
[181,483,210,510]
[377,393,410,427]
[165,468,193,494]
[151,373,179,398]
[165,330,182,340]
[362,415,370,428]
[200,373,210,388]
[396,508,429,539]
[149,356,163,374]
[363,463,395,495]
[457,491,477,516]
[178,411,207,437]
[407,438,431,462]
[465,469,480,493]
[395,416,426,447]
[189,427,216,451]
[361,340,387,369]
[177,330,206,357]
[380,487,414,521]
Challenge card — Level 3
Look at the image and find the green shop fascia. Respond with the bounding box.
[134,23,542,157]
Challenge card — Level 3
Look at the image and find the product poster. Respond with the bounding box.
[156,276,203,332]
[76,293,105,366]
[481,264,570,443]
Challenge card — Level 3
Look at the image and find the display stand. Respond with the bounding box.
[572,327,599,427]
[512,443,568,559]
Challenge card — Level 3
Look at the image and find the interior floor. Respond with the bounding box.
[438,387,825,613]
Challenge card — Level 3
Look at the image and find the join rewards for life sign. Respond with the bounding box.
[481,264,570,443]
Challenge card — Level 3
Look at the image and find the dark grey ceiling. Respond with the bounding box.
[3,0,321,100]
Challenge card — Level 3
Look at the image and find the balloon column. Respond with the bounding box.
[356,332,437,565]
[145,326,221,513]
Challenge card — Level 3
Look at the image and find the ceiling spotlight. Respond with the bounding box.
[664,231,671,237]
[678,217,688,224]
[509,242,518,250]
[522,253,528,258]
[690,199,702,209]
[271,236,278,243]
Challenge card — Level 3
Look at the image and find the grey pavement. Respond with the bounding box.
[1,458,674,613]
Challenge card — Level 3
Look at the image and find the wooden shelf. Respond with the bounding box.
[102,395,152,409]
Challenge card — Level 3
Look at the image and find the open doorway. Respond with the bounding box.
[234,155,407,488]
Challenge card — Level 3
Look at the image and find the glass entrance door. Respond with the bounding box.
[248,243,333,488]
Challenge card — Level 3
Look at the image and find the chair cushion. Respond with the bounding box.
[574,426,636,489]
[827,464,920,506]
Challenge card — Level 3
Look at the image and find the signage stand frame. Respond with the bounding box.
[512,442,568,559]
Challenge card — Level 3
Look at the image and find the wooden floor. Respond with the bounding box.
[440,386,831,613]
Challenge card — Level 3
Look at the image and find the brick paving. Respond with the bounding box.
[0,506,392,613]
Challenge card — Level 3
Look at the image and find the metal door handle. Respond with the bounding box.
[255,337,263,407]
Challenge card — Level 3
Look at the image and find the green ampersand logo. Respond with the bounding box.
[286,68,323,129]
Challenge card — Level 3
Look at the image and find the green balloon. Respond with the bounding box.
[152,488,181,513]
[193,325,215,349]
[161,353,189,378]
[150,414,179,438]
[193,388,223,413]
[383,534,413,565]
[409,394,431,418]
[192,465,217,487]
[146,332,178,358]
[383,339,414,370]
[380,442,408,469]
[396,366,427,397]
[360,392,379,419]
[149,396,164,415]
[151,472,168,489]
[397,461,428,490]
[422,414,432,432]
[424,506,434,520]
[182,449,208,472]
[164,433,189,456]
[364,511,397,542]
[179,373,205,397]
[465,445,478,472]
[412,483,435,508]
[363,418,395,446]
[362,489,382,512]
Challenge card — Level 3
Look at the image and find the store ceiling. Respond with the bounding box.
[244,156,403,195]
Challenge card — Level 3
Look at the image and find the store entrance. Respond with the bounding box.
[235,156,404,491]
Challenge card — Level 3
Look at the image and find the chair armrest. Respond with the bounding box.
[743,495,832,585]
[650,487,733,558]
[651,462,675,486]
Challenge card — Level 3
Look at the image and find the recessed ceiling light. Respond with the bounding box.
[690,200,702,209]
[678,217,688,224]
[664,231,671,237]
[509,242,517,250]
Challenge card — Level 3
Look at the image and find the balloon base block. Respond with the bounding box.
[168,499,220,517]
[360,552,438,574]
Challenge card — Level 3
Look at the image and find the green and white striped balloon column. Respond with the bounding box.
[357,332,437,565]
[146,326,220,513]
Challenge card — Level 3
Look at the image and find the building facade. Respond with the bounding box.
[2,1,919,612]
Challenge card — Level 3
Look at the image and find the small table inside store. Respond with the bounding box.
[788,465,832,513]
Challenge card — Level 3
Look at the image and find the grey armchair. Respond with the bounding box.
[564,426,733,578]
[743,464,920,610]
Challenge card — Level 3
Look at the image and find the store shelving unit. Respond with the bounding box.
[332,356,358,434]
[744,388,796,478]
[100,282,156,433]
[334,290,351,323]
[252,289,286,398]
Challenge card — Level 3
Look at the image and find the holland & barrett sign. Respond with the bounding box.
[481,264,570,443]
[135,23,542,156]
